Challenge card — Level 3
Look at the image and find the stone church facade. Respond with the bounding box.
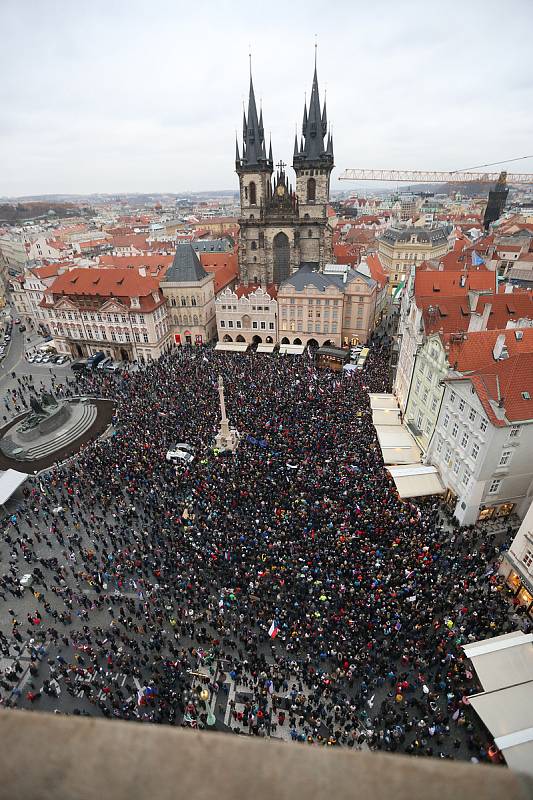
[236,59,334,286]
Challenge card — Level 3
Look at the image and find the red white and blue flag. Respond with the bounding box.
[268,620,280,638]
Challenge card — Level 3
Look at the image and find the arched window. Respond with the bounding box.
[308,229,313,238]
[253,256,257,263]
[307,177,316,202]
[171,298,176,307]
[181,297,186,307]
[251,241,257,250]
[249,181,257,205]
[193,315,198,325]
[304,213,310,220]
[191,297,197,306]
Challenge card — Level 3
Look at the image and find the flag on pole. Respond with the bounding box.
[472,251,484,266]
[268,620,280,638]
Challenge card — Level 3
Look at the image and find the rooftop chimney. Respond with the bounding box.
[138,266,147,277]
[468,290,480,311]
[480,302,492,331]
[493,333,508,361]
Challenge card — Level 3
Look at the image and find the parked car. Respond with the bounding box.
[19,324,26,332]
[97,356,112,371]
[34,354,43,363]
[48,354,61,363]
[166,442,195,463]
[56,355,70,365]
[104,361,122,372]
[26,354,35,363]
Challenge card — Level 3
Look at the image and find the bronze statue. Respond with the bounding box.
[29,396,45,416]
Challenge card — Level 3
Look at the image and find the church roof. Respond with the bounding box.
[164,243,208,283]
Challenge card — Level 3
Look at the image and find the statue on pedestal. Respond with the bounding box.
[214,375,240,453]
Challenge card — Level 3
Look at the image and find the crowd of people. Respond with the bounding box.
[0,340,526,762]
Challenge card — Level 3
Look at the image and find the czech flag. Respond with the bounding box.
[268,620,280,639]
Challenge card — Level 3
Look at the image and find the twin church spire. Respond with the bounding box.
[235,53,333,173]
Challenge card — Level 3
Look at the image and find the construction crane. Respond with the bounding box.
[339,168,533,230]
[338,168,533,183]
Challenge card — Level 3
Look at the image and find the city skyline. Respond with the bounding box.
[1,0,533,196]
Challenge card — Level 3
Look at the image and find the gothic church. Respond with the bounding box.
[236,58,334,285]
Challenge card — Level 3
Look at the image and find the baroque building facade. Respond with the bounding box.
[236,59,334,286]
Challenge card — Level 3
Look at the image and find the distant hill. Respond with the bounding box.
[0,201,81,224]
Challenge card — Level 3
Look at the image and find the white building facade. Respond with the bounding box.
[216,286,277,345]
[427,379,533,526]
[500,500,533,618]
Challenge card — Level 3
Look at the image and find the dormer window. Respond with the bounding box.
[131,296,140,308]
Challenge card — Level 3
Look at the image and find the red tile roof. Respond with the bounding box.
[112,234,149,250]
[46,267,162,306]
[206,262,238,293]
[32,264,67,280]
[366,253,387,288]
[443,328,533,373]
[422,292,533,334]
[415,269,496,299]
[468,353,533,424]
[98,254,173,272]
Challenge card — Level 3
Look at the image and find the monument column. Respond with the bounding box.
[214,375,240,453]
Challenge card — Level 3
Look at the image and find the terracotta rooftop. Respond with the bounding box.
[468,352,533,424]
[443,327,533,374]
[415,269,496,298]
[422,292,533,334]
[47,267,161,298]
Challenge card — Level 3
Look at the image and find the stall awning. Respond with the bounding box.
[368,393,398,410]
[279,344,305,355]
[0,470,28,504]
[256,343,276,353]
[374,425,421,465]
[387,464,445,498]
[462,632,533,777]
[372,408,401,426]
[462,632,533,692]
[214,342,249,352]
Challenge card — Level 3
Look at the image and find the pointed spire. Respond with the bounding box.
[235,136,240,165]
[293,49,333,166]
[268,136,273,164]
[293,132,299,158]
[302,98,308,134]
[241,68,264,167]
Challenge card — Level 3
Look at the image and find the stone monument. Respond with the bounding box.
[0,390,98,462]
[213,375,240,453]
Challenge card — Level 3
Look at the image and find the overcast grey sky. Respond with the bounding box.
[1,0,532,197]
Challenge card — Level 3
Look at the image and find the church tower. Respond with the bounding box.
[293,54,334,266]
[236,69,274,285]
[236,54,334,286]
